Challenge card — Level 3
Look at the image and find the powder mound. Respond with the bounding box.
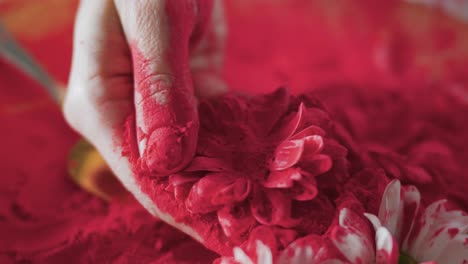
[179,88,349,235]
[124,86,467,256]
[124,88,374,254]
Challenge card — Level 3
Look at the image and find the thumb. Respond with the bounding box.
[115,0,200,175]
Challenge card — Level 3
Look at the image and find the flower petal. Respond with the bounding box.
[167,173,200,202]
[300,154,333,177]
[256,241,274,264]
[168,173,200,186]
[301,135,325,158]
[291,125,326,140]
[250,189,298,228]
[407,200,468,262]
[212,178,251,205]
[282,103,306,139]
[405,200,445,260]
[218,205,256,240]
[263,168,302,189]
[291,177,318,201]
[243,226,286,263]
[232,241,275,264]
[332,208,375,264]
[400,184,421,251]
[375,227,399,264]
[378,180,403,238]
[278,244,315,264]
[233,247,255,264]
[270,140,305,171]
[434,234,468,264]
[364,213,383,230]
[186,173,245,214]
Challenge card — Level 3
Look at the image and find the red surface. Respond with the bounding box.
[1,0,467,263]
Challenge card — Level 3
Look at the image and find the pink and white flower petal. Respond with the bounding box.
[270,140,305,171]
[301,135,325,158]
[332,209,375,264]
[281,103,306,139]
[377,180,404,241]
[364,214,399,263]
[233,247,255,264]
[373,180,468,263]
[375,227,399,264]
[218,205,256,239]
[255,241,274,264]
[263,168,302,189]
[277,245,315,264]
[291,125,326,140]
[186,173,249,213]
[232,241,273,264]
[364,213,383,230]
[400,185,421,251]
[433,234,468,264]
[406,200,468,262]
[277,234,345,264]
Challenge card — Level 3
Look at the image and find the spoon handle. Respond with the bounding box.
[0,25,61,103]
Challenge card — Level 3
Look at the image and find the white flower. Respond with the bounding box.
[365,180,468,264]
[331,208,376,263]
[224,239,344,264]
[230,241,273,264]
[224,207,375,264]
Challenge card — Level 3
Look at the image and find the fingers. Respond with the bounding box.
[63,2,208,241]
[63,0,150,210]
[65,0,132,146]
[114,0,201,175]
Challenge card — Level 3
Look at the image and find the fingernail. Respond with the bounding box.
[144,127,183,175]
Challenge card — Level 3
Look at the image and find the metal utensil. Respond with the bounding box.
[0,24,61,102]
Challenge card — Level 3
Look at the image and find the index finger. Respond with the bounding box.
[114,0,201,175]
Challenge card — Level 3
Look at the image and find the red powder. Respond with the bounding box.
[131,43,199,175]
[122,81,468,256]
[2,0,468,263]
[0,62,218,263]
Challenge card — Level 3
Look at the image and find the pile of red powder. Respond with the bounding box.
[122,84,468,258]
[1,0,467,263]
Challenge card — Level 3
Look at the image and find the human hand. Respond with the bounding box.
[63,0,226,224]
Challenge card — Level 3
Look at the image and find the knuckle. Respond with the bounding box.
[135,73,175,106]
[62,78,104,135]
[62,87,85,133]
